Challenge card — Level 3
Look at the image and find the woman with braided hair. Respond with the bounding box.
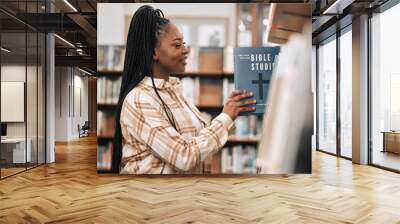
[113,5,256,174]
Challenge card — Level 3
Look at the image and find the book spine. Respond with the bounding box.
[223,78,229,104]
[233,48,239,91]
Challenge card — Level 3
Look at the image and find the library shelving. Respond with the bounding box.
[97,45,263,174]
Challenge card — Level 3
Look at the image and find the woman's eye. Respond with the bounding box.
[175,43,181,49]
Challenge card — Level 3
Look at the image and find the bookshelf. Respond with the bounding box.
[172,72,234,79]
[227,135,260,145]
[97,19,264,173]
[97,71,123,77]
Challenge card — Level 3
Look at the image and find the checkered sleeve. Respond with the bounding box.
[120,91,233,172]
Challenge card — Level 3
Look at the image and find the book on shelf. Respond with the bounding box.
[97,76,122,104]
[234,115,262,137]
[97,111,116,138]
[222,78,235,104]
[223,46,234,73]
[185,46,199,72]
[198,47,224,73]
[196,110,263,140]
[98,141,113,170]
[183,46,234,74]
[97,45,125,72]
[199,79,222,106]
[203,150,221,174]
[180,77,200,105]
[234,46,280,115]
[179,76,233,108]
[220,146,257,174]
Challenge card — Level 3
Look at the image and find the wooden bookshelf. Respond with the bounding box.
[97,44,260,174]
[97,103,221,110]
[97,71,234,78]
[98,103,118,110]
[227,135,260,144]
[172,72,233,79]
[97,70,123,77]
[97,136,114,140]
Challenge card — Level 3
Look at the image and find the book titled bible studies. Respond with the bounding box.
[234,47,280,115]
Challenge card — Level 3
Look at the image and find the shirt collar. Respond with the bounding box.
[140,76,180,90]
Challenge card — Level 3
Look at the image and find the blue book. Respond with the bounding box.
[234,47,280,115]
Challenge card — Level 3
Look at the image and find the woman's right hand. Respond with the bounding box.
[222,90,256,121]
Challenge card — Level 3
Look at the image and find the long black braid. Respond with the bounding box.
[112,5,177,173]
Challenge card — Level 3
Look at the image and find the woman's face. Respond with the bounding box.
[154,24,189,74]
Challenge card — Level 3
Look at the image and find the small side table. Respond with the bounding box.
[381,131,400,154]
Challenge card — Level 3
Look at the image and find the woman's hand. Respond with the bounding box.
[222,90,256,121]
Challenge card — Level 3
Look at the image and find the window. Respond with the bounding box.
[371,2,400,171]
[317,36,337,154]
[339,28,352,158]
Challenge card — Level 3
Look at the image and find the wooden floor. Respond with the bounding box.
[0,136,400,223]
[373,150,400,171]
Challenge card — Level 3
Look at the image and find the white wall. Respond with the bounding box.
[1,65,33,138]
[2,64,46,163]
[98,4,125,45]
[98,3,237,47]
[71,72,89,138]
[55,66,69,141]
[55,67,89,141]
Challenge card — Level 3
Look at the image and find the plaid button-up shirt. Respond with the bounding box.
[119,76,234,174]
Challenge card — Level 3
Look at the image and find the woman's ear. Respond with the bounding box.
[153,47,159,62]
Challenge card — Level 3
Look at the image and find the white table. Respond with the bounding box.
[1,138,32,163]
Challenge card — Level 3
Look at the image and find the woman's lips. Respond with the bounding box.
[181,58,187,65]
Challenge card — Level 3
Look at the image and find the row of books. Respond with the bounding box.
[201,111,262,137]
[97,76,122,104]
[97,144,257,173]
[98,142,112,170]
[97,45,125,72]
[97,111,115,137]
[97,45,234,73]
[98,75,234,106]
[180,77,234,106]
[221,146,258,174]
[234,115,262,136]
[97,111,261,141]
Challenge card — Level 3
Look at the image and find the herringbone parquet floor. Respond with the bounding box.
[1,136,400,223]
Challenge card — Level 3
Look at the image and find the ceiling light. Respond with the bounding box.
[63,0,78,12]
[54,34,75,48]
[1,47,11,53]
[323,0,354,15]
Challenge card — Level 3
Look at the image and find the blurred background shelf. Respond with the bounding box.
[97,70,123,77]
[97,71,234,78]
[172,72,234,79]
[97,103,117,107]
[227,135,260,144]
